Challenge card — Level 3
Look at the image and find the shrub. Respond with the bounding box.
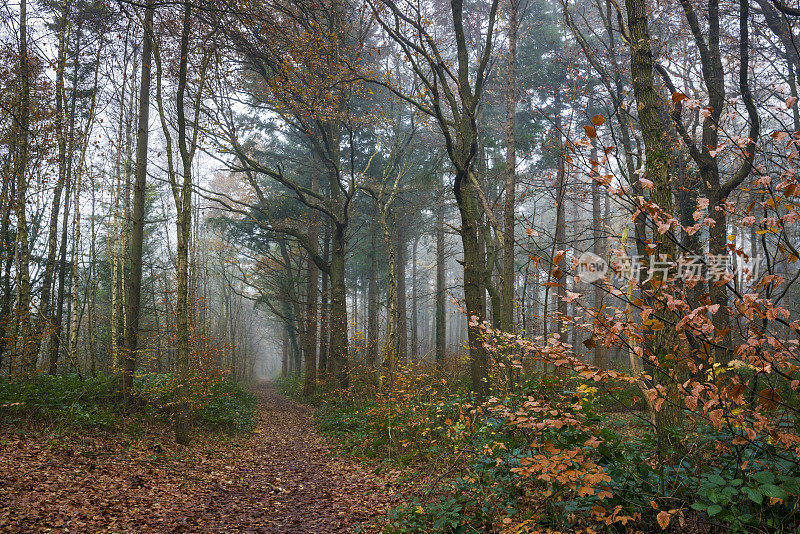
[196,379,256,433]
[0,374,119,429]
[0,373,256,435]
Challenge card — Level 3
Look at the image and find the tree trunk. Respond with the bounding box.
[435,185,446,371]
[411,236,419,362]
[281,326,288,378]
[456,169,489,397]
[122,0,153,395]
[381,209,398,375]
[303,162,319,396]
[553,89,567,342]
[173,0,194,445]
[48,151,73,374]
[37,2,70,364]
[589,129,608,369]
[318,223,330,375]
[328,221,349,388]
[626,0,682,440]
[68,160,82,372]
[501,0,518,334]
[14,0,35,374]
[395,223,408,363]
[0,175,14,370]
[367,219,378,368]
[531,266,540,338]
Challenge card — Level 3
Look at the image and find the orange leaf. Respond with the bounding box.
[709,408,724,429]
[772,130,789,142]
[672,92,688,104]
[584,125,597,138]
[759,387,781,410]
[592,114,605,126]
[657,510,672,530]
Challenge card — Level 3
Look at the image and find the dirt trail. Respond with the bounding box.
[0,382,399,533]
[198,382,399,532]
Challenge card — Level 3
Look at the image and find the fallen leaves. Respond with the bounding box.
[0,383,399,533]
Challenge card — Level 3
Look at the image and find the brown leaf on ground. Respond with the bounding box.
[0,383,400,533]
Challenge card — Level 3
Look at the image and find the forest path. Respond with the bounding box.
[0,382,398,533]
[197,381,399,532]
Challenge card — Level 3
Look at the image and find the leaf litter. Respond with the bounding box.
[0,382,401,533]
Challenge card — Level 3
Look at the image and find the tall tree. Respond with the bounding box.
[669,0,760,363]
[121,0,153,395]
[153,0,212,442]
[303,158,320,396]
[501,0,519,333]
[435,172,446,371]
[14,0,35,373]
[372,0,501,396]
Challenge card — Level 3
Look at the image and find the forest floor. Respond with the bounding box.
[0,382,402,533]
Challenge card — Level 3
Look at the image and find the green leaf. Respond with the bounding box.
[707,474,726,486]
[752,471,775,485]
[778,476,800,495]
[743,486,763,505]
[719,486,738,504]
[759,484,788,499]
[707,504,723,516]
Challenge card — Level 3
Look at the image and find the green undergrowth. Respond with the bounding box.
[281,368,800,533]
[0,373,256,436]
[275,373,328,406]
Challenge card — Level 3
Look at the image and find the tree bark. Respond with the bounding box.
[501,0,518,334]
[381,208,398,375]
[173,0,194,445]
[626,0,682,439]
[37,2,70,364]
[589,126,608,368]
[303,160,319,396]
[457,168,489,397]
[367,219,378,368]
[122,0,153,394]
[411,235,419,362]
[435,183,446,371]
[318,223,330,375]
[395,223,408,363]
[328,220,349,388]
[14,0,36,374]
[553,89,567,343]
